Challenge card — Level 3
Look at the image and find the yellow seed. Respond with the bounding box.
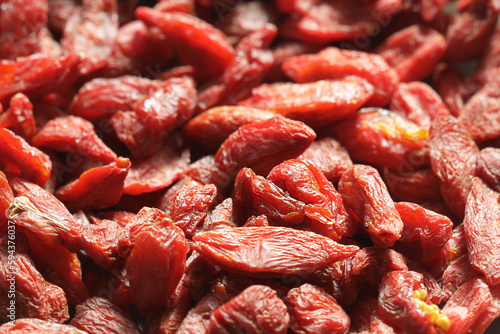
[436,314,451,331]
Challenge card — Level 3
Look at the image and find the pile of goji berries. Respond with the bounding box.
[0,0,500,333]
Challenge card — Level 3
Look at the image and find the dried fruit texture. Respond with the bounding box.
[145,282,191,334]
[112,77,196,158]
[9,178,83,252]
[0,54,80,102]
[376,25,447,82]
[202,197,237,231]
[0,0,48,59]
[382,168,442,203]
[239,78,374,127]
[193,226,359,277]
[32,116,117,164]
[0,241,69,323]
[134,76,197,141]
[154,0,195,14]
[444,4,497,62]
[125,222,189,314]
[298,137,352,184]
[477,147,500,192]
[390,82,450,130]
[278,0,402,44]
[0,318,87,333]
[393,202,453,263]
[283,47,399,107]
[463,178,500,285]
[61,0,119,75]
[0,128,52,186]
[0,172,14,233]
[413,266,443,305]
[338,164,404,248]
[266,42,324,83]
[80,219,123,269]
[285,283,349,334]
[136,7,235,78]
[71,297,142,334]
[184,155,233,197]
[170,183,217,238]
[55,158,130,212]
[70,76,160,121]
[123,136,190,195]
[471,25,500,86]
[22,229,89,305]
[429,116,479,218]
[442,278,500,334]
[349,295,396,334]
[183,106,275,151]
[268,159,355,241]
[335,109,429,171]
[215,116,316,177]
[213,25,276,107]
[115,20,174,72]
[176,292,233,334]
[206,285,289,334]
[441,254,482,301]
[0,93,36,140]
[424,223,468,278]
[433,64,465,117]
[458,80,500,143]
[233,168,305,227]
[378,270,450,334]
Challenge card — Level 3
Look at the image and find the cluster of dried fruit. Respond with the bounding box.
[0,0,500,333]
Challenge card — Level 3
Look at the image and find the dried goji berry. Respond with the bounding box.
[285,283,349,334]
[393,201,453,263]
[441,254,482,301]
[183,106,275,152]
[283,46,399,107]
[170,183,217,238]
[9,178,83,252]
[349,295,396,334]
[215,116,316,177]
[233,167,305,227]
[390,81,450,130]
[268,159,355,241]
[338,164,404,248]
[0,238,69,323]
[0,93,36,140]
[193,226,359,277]
[0,318,87,333]
[334,108,429,171]
[206,285,289,334]
[477,147,500,192]
[70,75,161,121]
[239,78,374,127]
[32,115,118,164]
[376,24,447,82]
[278,0,402,44]
[201,197,237,231]
[136,7,235,78]
[378,270,451,334]
[123,136,190,195]
[382,168,443,203]
[463,178,500,285]
[176,292,233,334]
[433,64,465,117]
[0,0,48,59]
[125,222,189,314]
[61,0,119,75]
[458,80,500,143]
[71,297,142,334]
[429,115,479,217]
[442,278,500,334]
[0,128,52,186]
